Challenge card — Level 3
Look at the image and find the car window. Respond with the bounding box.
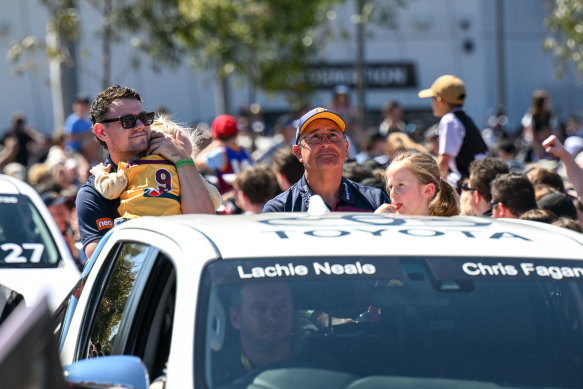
[85,242,152,359]
[127,252,176,380]
[82,242,176,381]
[200,257,583,389]
[0,194,60,267]
[54,229,115,351]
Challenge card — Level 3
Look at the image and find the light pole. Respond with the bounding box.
[495,0,506,109]
[355,0,366,131]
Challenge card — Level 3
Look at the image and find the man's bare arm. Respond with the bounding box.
[84,241,99,260]
[149,130,215,214]
[543,135,583,203]
[437,153,451,179]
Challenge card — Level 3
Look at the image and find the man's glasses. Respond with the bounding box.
[489,201,500,209]
[100,112,155,129]
[301,131,345,145]
[460,182,476,192]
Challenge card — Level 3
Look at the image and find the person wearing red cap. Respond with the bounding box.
[263,107,389,212]
[196,114,255,194]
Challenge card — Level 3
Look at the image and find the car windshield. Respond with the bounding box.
[0,194,61,267]
[200,256,583,389]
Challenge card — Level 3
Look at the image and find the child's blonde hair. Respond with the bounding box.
[150,114,222,209]
[151,114,207,159]
[390,149,459,216]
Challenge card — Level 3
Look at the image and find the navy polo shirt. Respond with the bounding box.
[76,156,119,249]
[262,175,389,213]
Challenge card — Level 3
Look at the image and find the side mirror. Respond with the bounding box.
[63,355,149,389]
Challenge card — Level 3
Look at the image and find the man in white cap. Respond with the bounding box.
[262,107,388,212]
[418,75,488,186]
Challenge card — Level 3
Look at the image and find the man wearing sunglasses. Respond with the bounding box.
[463,157,509,216]
[76,85,215,258]
[489,172,537,219]
[263,107,389,212]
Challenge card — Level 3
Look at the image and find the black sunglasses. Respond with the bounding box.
[460,182,476,192]
[100,112,155,129]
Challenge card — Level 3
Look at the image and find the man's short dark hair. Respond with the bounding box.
[90,85,142,149]
[527,167,566,193]
[469,157,509,202]
[272,147,304,186]
[553,217,583,233]
[490,172,537,217]
[343,161,374,183]
[519,209,557,224]
[233,165,280,204]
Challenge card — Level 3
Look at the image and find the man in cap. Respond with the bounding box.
[418,75,488,185]
[196,114,255,195]
[537,191,578,220]
[262,107,389,212]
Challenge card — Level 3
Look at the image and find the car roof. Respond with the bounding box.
[0,174,37,196]
[0,175,80,308]
[117,213,583,261]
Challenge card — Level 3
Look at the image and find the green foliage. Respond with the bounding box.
[8,0,406,104]
[117,0,406,107]
[544,0,583,77]
[114,0,345,105]
[357,0,408,27]
[9,0,79,76]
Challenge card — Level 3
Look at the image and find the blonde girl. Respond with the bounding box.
[375,149,459,216]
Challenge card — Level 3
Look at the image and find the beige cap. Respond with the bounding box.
[418,75,466,105]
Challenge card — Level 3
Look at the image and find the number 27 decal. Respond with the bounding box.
[1,243,45,263]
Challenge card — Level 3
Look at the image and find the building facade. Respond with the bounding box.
[1,0,582,136]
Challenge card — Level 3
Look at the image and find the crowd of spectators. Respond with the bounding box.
[1,83,583,268]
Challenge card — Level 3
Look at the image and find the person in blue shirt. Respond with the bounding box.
[64,95,93,153]
[263,107,389,212]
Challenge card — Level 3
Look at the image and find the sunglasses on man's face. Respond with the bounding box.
[489,201,501,209]
[100,112,155,129]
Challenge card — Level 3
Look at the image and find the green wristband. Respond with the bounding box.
[175,158,195,168]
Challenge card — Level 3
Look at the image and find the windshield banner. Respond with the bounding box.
[208,257,404,285]
[427,258,583,282]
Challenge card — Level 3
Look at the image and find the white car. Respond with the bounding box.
[0,174,80,312]
[59,213,583,389]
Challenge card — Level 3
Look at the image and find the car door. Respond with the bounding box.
[72,239,178,381]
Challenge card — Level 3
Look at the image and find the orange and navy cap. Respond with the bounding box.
[295,107,346,145]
